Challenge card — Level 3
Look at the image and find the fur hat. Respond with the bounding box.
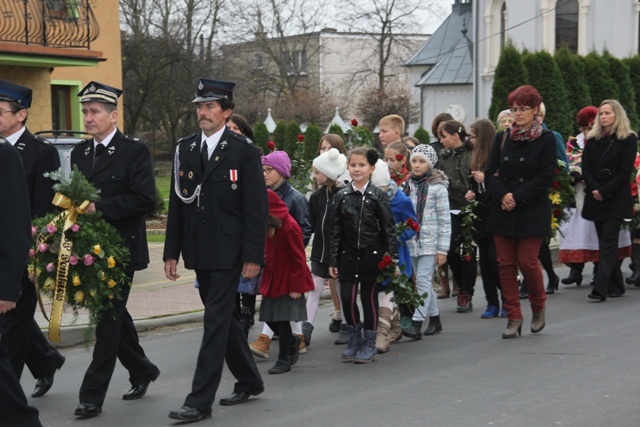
[411,144,438,169]
[312,148,347,180]
[371,159,391,187]
[262,151,291,178]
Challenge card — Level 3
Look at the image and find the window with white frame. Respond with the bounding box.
[555,0,578,53]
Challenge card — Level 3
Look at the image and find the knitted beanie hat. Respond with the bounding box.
[411,144,438,169]
[371,159,391,187]
[262,151,291,178]
[312,148,347,180]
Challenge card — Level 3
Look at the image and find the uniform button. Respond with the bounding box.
[201,219,205,224]
[504,156,509,161]
[519,178,524,183]
[519,157,525,162]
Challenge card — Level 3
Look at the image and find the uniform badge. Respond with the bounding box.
[220,141,228,151]
[188,171,194,179]
[230,169,238,190]
[84,147,91,156]
[189,141,196,151]
[179,170,184,177]
[182,188,188,195]
[214,156,219,162]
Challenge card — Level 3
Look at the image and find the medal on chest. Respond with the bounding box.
[230,169,238,190]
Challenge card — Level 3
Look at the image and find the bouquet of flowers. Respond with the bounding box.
[549,160,574,238]
[29,166,130,341]
[377,218,426,312]
[458,200,478,261]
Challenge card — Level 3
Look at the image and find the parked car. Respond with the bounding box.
[35,130,90,175]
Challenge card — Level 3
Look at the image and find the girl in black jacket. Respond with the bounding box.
[329,147,397,364]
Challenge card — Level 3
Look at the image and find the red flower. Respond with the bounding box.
[553,208,562,217]
[463,254,472,262]
[297,134,304,142]
[351,118,358,127]
[395,153,404,161]
[552,181,560,188]
[406,218,419,232]
[267,141,276,151]
[378,255,393,270]
[555,168,560,175]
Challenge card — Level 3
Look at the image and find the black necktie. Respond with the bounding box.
[93,144,105,167]
[201,142,209,170]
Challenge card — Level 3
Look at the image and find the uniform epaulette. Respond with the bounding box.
[123,134,142,143]
[33,135,51,145]
[228,132,252,145]
[177,134,197,145]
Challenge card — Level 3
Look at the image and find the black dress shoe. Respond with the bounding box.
[32,355,65,398]
[219,385,265,406]
[588,291,606,302]
[546,276,560,294]
[74,402,102,418]
[268,359,291,374]
[122,369,160,400]
[168,405,211,422]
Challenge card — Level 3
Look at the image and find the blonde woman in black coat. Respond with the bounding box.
[582,99,638,302]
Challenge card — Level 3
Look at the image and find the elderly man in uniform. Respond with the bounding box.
[164,78,268,422]
[0,136,42,427]
[0,79,66,398]
[71,81,160,418]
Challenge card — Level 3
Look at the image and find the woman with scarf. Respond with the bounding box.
[581,100,638,301]
[485,85,557,339]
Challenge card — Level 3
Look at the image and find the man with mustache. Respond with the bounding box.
[164,78,268,423]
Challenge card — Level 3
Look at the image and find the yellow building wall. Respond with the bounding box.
[51,0,123,130]
[0,66,52,131]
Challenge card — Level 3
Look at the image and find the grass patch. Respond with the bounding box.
[147,233,166,243]
[156,175,171,201]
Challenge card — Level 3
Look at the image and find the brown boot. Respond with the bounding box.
[531,308,546,333]
[376,307,392,353]
[388,307,402,343]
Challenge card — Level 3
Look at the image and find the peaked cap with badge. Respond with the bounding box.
[78,81,123,105]
[0,78,32,109]
[192,78,235,103]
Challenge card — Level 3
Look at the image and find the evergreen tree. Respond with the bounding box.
[603,50,638,129]
[582,52,619,107]
[623,55,640,131]
[304,123,322,162]
[253,121,269,154]
[272,120,287,152]
[522,50,573,138]
[488,41,528,121]
[555,48,592,133]
[328,124,345,141]
[413,126,430,145]
[284,120,303,157]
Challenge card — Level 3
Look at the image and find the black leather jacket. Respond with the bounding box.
[329,183,397,266]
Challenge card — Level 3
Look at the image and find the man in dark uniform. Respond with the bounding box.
[164,78,268,422]
[0,137,42,427]
[0,79,66,398]
[70,81,160,418]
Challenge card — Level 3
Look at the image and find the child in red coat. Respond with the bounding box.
[259,190,314,374]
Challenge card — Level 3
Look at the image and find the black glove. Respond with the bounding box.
[569,171,583,185]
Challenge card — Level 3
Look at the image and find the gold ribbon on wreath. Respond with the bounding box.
[34,193,90,342]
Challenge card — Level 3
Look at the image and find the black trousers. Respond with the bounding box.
[477,237,501,307]
[448,214,478,295]
[0,317,42,427]
[79,272,159,406]
[0,272,64,379]
[593,219,625,296]
[185,268,263,412]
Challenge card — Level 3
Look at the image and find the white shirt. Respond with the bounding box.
[94,127,118,150]
[200,126,226,160]
[4,126,26,146]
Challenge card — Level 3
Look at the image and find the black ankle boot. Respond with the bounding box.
[626,244,640,285]
[423,316,442,336]
[401,320,423,340]
[562,263,584,286]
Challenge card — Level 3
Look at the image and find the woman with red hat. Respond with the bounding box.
[558,106,631,288]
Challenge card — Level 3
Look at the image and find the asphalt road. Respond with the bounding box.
[21,264,640,427]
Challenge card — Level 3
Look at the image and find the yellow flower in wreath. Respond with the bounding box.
[108,293,114,300]
[89,290,97,297]
[72,275,81,286]
[43,277,55,290]
[107,279,116,288]
[549,193,562,205]
[93,244,101,255]
[100,271,106,281]
[107,256,116,268]
[74,290,84,303]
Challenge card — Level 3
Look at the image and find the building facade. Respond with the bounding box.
[0,0,123,131]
